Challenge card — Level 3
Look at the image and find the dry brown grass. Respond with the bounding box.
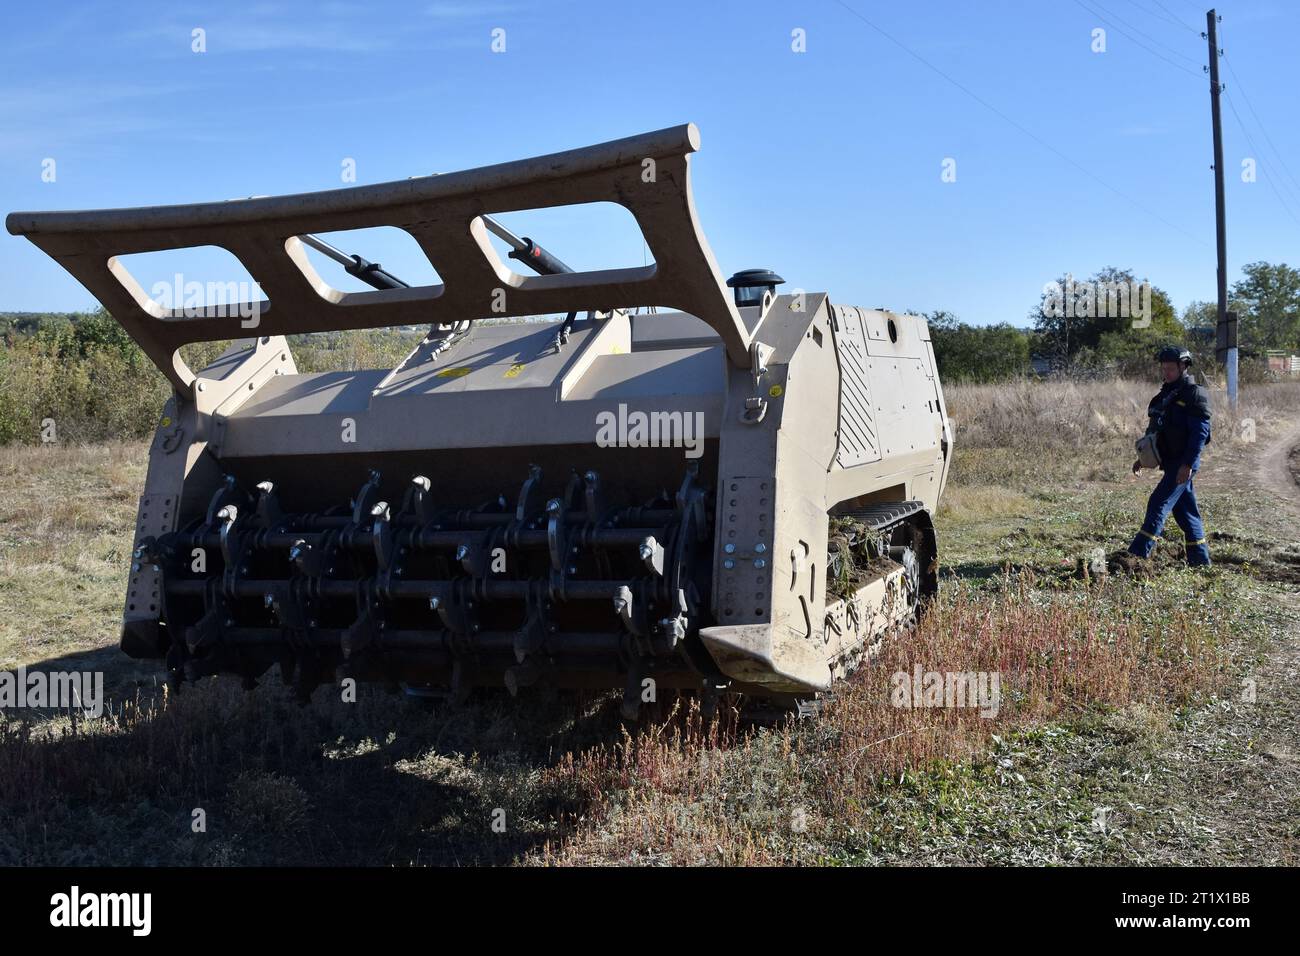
[539,577,1228,865]
[0,443,146,669]
[0,566,1237,866]
[945,378,1300,487]
[936,485,1039,521]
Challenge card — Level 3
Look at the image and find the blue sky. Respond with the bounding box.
[1,0,1296,326]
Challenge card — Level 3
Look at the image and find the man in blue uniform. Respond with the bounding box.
[1128,346,1212,566]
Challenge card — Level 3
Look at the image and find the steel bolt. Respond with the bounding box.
[724,559,735,570]
[754,558,767,569]
[724,543,736,553]
[755,542,767,553]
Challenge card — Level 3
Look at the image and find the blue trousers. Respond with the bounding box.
[1128,469,1211,565]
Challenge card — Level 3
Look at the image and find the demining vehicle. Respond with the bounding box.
[7,124,952,716]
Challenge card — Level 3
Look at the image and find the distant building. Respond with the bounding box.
[1265,350,1300,375]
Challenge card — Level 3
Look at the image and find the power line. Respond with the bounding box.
[1097,0,1296,229]
[829,0,1207,247]
[1210,18,1300,234]
[1134,0,1201,34]
[1072,0,1203,75]
[1220,53,1300,213]
[1085,0,1202,64]
[1222,91,1300,232]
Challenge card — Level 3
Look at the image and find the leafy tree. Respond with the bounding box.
[1231,261,1300,351]
[1031,267,1183,373]
[1182,299,1217,332]
[30,308,140,361]
[926,310,1030,382]
[71,308,137,358]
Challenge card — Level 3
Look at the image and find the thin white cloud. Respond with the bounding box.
[425,2,523,19]
[0,81,201,157]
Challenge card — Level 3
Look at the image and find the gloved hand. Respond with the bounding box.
[1176,464,1192,485]
[1132,459,1141,475]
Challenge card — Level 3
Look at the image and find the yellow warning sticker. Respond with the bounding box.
[768,385,784,398]
[436,366,473,378]
[503,363,526,378]
[610,345,624,354]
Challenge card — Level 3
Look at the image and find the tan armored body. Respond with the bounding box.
[7,124,952,713]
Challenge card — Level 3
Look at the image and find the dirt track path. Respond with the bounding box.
[1255,421,1300,503]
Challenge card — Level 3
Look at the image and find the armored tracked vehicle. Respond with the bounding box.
[7,124,952,715]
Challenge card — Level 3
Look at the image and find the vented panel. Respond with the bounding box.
[831,305,881,468]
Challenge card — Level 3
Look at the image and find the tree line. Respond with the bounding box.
[2,261,1297,442]
[926,260,1299,383]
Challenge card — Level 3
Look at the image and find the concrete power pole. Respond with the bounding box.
[1206,9,1237,409]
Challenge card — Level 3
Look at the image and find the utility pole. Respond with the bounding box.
[1205,9,1237,410]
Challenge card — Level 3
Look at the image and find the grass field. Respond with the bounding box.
[1,379,1298,866]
